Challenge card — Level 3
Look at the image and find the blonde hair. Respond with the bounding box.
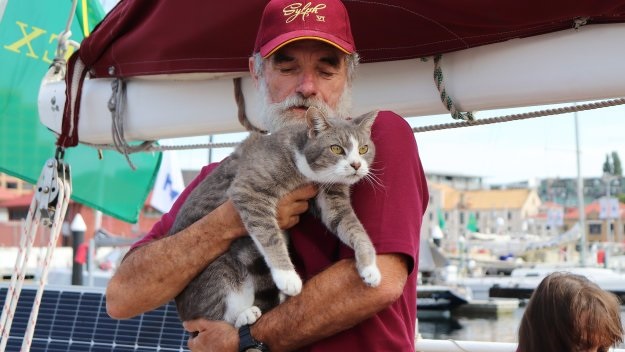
[518,272,623,352]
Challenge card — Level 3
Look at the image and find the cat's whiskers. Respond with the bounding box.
[362,170,386,194]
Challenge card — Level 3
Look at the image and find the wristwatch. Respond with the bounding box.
[238,324,269,352]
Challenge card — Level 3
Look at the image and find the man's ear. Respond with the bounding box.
[249,57,260,88]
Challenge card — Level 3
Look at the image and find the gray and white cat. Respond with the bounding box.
[171,109,381,327]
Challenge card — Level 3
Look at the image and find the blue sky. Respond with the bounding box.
[163,101,625,185]
[410,102,625,184]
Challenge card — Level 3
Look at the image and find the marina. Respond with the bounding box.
[417,305,625,351]
[2,0,625,351]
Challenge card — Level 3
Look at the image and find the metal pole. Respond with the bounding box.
[88,238,95,287]
[574,109,587,267]
[208,135,214,164]
[71,214,87,285]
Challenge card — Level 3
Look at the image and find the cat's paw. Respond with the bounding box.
[360,264,381,287]
[271,269,302,296]
[234,306,262,328]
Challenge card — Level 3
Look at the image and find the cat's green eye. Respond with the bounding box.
[330,145,344,155]
[359,145,369,155]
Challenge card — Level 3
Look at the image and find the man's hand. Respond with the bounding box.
[276,184,318,229]
[183,319,238,352]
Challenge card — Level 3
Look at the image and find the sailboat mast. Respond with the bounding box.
[574,108,587,266]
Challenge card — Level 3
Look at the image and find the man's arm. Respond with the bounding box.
[106,200,246,319]
[106,185,317,319]
[183,253,409,352]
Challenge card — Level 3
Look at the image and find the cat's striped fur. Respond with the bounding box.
[171,109,380,327]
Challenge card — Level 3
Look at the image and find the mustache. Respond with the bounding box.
[275,94,331,113]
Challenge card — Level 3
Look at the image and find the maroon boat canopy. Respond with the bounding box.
[79,0,625,78]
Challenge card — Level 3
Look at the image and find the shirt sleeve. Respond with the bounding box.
[130,163,220,250]
[347,111,429,274]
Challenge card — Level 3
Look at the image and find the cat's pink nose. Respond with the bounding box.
[351,162,361,170]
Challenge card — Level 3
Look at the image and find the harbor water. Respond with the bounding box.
[418,306,625,348]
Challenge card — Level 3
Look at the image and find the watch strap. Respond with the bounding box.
[238,324,269,352]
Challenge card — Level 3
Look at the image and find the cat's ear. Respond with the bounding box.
[305,107,330,138]
[353,110,378,133]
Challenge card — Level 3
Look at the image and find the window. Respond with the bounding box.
[589,224,602,234]
[9,208,29,220]
[459,212,465,224]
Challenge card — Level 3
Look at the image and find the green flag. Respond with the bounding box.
[437,208,445,229]
[0,0,161,223]
[467,212,478,233]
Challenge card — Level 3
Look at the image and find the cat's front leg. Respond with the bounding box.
[316,186,381,287]
[248,231,302,296]
[352,238,381,287]
[270,267,302,296]
[234,306,262,328]
[231,187,303,296]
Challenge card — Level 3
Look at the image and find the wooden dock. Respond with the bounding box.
[453,298,520,316]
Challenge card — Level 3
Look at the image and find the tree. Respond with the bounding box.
[603,154,613,174]
[602,151,622,176]
[611,151,622,176]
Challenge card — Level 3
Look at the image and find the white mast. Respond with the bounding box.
[574,108,587,266]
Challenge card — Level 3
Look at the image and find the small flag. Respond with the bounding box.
[437,208,446,230]
[466,212,478,232]
[150,151,185,213]
[599,197,619,220]
[547,208,564,227]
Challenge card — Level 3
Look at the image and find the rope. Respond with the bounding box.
[0,194,40,351]
[433,54,475,121]
[50,0,80,75]
[448,339,472,352]
[0,159,72,352]
[108,78,155,170]
[21,163,71,351]
[411,98,625,133]
[79,97,625,153]
[81,140,240,152]
[234,78,266,133]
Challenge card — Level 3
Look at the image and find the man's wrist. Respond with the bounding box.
[213,200,247,240]
[238,324,269,352]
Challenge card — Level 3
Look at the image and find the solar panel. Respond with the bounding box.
[1,284,189,352]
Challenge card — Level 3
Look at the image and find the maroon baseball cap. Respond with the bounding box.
[254,0,356,58]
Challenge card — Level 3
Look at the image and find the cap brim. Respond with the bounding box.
[260,31,354,58]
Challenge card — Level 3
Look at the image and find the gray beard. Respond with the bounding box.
[257,78,353,132]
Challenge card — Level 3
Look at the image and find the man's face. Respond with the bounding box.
[251,40,352,132]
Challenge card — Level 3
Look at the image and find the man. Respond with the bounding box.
[105,0,428,351]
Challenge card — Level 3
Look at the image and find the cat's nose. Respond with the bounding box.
[351,162,361,170]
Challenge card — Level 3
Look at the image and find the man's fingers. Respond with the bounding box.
[288,184,318,201]
[292,200,310,214]
[288,215,300,228]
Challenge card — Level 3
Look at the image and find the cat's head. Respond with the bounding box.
[298,108,377,185]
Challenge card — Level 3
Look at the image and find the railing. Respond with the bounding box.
[415,339,625,352]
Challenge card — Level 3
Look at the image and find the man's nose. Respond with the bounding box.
[296,72,318,98]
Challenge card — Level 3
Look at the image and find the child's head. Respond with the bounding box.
[518,272,623,352]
